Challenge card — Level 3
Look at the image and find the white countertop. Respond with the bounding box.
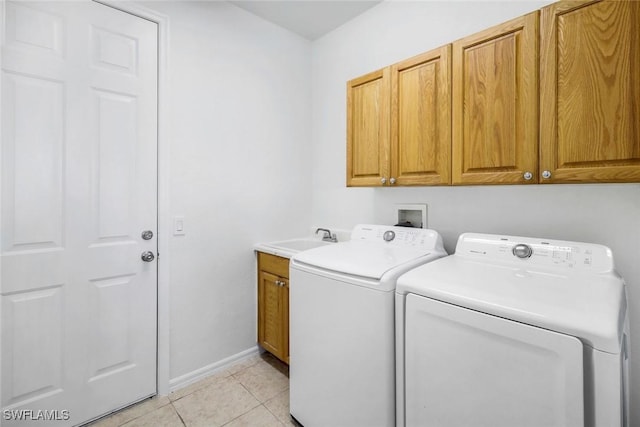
[254,238,333,259]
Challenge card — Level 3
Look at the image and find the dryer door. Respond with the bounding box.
[403,294,584,427]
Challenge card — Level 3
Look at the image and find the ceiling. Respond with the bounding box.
[229,1,382,40]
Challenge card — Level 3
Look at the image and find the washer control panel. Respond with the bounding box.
[351,224,442,249]
[458,233,614,273]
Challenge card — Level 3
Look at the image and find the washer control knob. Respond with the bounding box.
[512,244,533,259]
[383,230,396,242]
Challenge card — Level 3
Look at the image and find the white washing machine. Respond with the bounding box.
[289,224,447,427]
[395,233,629,427]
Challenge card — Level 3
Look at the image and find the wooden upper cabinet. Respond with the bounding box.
[391,45,452,185]
[452,12,539,185]
[540,0,640,183]
[347,68,390,186]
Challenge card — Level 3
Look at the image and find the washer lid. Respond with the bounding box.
[396,255,626,354]
[292,240,441,280]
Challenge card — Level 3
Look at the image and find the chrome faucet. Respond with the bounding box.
[316,228,338,243]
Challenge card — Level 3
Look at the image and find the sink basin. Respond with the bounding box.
[266,239,333,252]
[255,238,335,258]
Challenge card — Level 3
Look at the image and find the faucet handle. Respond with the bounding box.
[315,228,338,242]
[315,228,331,238]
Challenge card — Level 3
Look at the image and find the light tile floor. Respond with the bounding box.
[88,352,296,427]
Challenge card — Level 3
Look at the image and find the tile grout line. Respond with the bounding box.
[170,402,187,427]
[218,379,263,427]
[236,377,265,407]
[114,397,171,427]
[110,354,286,426]
[262,401,287,427]
[267,386,294,426]
[233,370,290,426]
[172,360,261,427]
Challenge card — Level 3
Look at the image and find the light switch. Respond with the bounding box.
[173,216,185,235]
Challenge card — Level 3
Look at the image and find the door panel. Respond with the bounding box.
[3,288,63,401]
[347,68,390,186]
[88,276,135,378]
[391,45,451,185]
[463,34,517,169]
[258,270,285,359]
[5,1,65,57]
[1,1,158,425]
[452,12,539,184]
[540,0,640,182]
[92,27,139,74]
[1,73,64,251]
[93,90,137,239]
[403,294,584,427]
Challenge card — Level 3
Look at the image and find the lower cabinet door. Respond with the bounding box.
[258,270,288,363]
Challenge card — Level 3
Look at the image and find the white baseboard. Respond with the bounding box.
[168,346,262,394]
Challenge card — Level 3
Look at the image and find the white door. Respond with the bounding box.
[1,1,158,425]
[403,294,584,427]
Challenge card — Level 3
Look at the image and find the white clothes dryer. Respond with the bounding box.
[395,233,629,427]
[289,224,447,427]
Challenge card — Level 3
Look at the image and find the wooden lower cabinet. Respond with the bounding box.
[257,252,289,364]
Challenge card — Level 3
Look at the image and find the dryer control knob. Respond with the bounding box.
[512,244,533,259]
[383,230,396,242]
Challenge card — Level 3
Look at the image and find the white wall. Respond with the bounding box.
[143,1,313,381]
[310,1,640,424]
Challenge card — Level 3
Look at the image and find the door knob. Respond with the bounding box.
[141,230,154,240]
[141,251,155,262]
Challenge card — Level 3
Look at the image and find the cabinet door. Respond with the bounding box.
[283,278,290,364]
[391,45,452,185]
[258,270,287,362]
[452,12,539,185]
[347,68,391,186]
[540,1,640,183]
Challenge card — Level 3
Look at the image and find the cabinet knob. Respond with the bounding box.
[523,172,533,180]
[542,170,552,179]
[380,177,387,184]
[389,177,396,185]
